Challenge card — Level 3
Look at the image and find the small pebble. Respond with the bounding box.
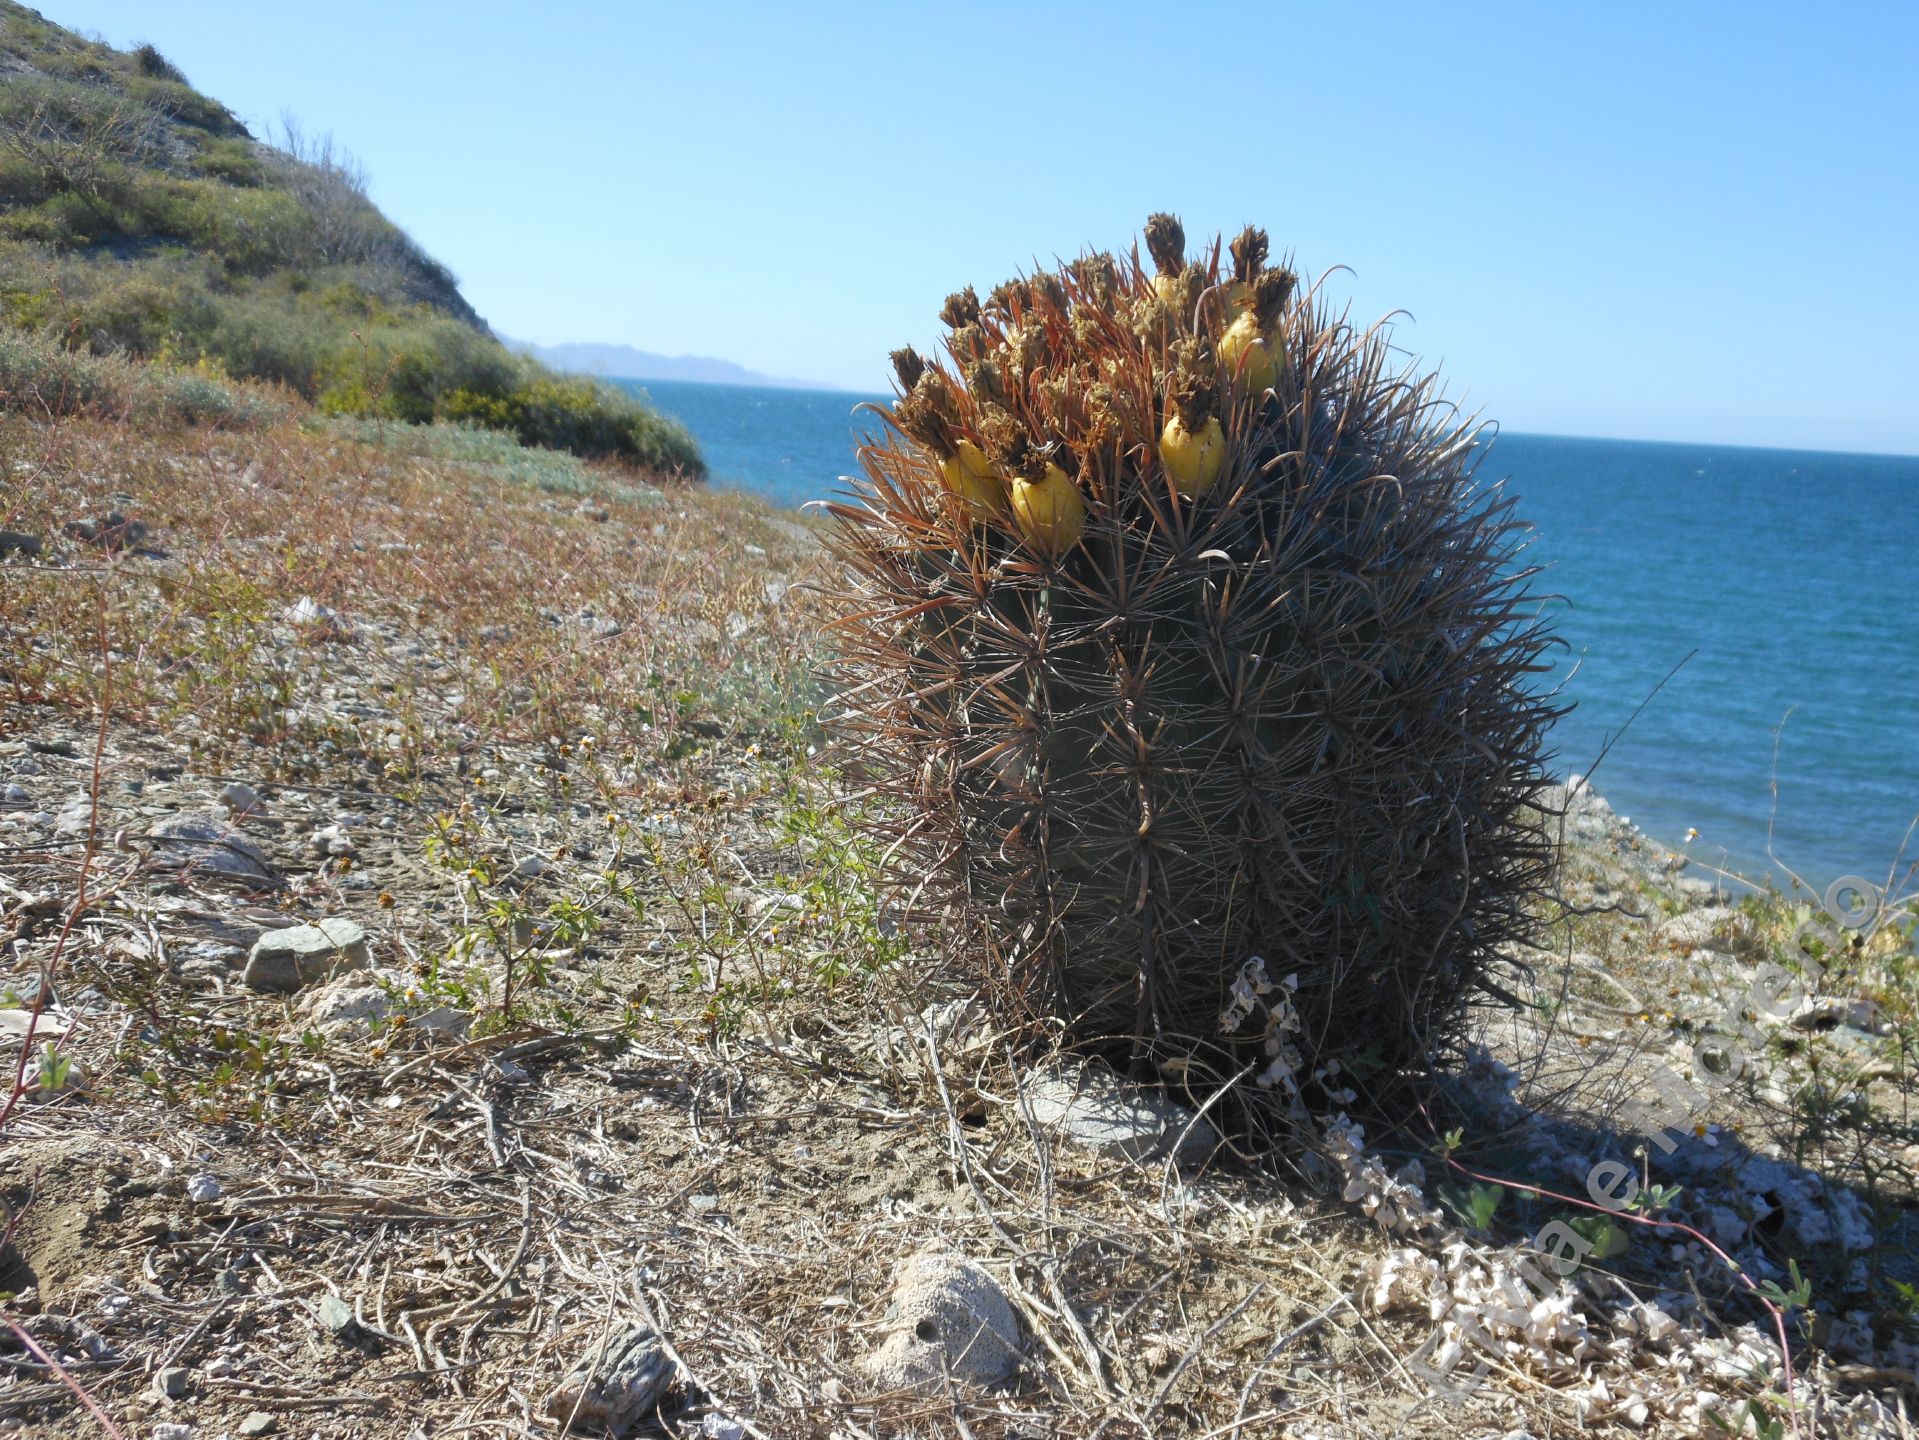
[154,1365,190,1399]
[237,1413,278,1437]
[219,781,263,816]
[316,1293,357,1337]
[186,1174,223,1204]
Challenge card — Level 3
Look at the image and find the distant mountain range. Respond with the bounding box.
[502,338,837,391]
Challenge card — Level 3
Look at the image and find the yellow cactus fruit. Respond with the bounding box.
[1010,462,1085,554]
[939,438,1003,520]
[1159,410,1225,498]
[1219,310,1282,393]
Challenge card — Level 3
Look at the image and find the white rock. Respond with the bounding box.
[411,1006,471,1040]
[186,1174,223,1204]
[307,823,355,857]
[218,782,264,817]
[1020,1062,1218,1166]
[1734,1157,1875,1251]
[1705,1204,1748,1248]
[300,969,398,1030]
[285,596,345,633]
[859,1251,1023,1392]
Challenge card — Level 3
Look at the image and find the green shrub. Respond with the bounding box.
[69,270,201,355]
[131,43,189,86]
[315,315,513,421]
[1,192,104,246]
[0,154,53,208]
[159,181,313,273]
[0,324,287,428]
[192,135,264,186]
[444,370,704,476]
[125,76,235,135]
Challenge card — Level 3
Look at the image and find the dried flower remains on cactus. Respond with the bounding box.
[825,215,1562,1141]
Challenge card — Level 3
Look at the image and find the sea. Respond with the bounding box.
[622,378,1919,893]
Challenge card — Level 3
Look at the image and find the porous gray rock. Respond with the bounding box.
[542,1323,674,1431]
[151,811,277,883]
[1021,1062,1218,1166]
[299,969,397,1030]
[243,918,370,992]
[859,1251,1023,1393]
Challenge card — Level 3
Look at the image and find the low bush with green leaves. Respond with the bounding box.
[0,322,289,427]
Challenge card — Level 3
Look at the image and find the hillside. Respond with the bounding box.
[0,2,701,476]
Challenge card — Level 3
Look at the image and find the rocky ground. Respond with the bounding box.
[2,408,1916,1438]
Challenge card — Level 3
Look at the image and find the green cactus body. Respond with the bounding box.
[827,218,1561,1129]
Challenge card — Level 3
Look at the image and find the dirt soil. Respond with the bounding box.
[3,411,1917,1439]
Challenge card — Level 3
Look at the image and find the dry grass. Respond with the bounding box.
[2,400,1917,1439]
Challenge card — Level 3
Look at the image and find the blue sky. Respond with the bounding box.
[39,1,1919,453]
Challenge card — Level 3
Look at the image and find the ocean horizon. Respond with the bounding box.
[621,377,1919,894]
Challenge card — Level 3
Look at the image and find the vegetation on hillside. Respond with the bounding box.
[0,2,702,476]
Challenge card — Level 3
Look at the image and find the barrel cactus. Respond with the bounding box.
[824,216,1560,1127]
